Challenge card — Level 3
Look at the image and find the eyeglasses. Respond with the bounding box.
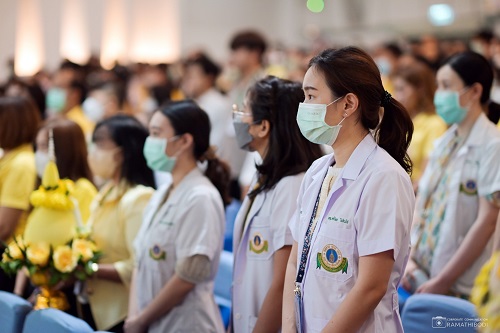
[232,104,252,122]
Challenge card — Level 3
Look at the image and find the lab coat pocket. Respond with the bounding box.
[313,227,354,283]
[247,216,273,260]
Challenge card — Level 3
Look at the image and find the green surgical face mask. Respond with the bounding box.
[143,136,178,172]
[46,88,67,114]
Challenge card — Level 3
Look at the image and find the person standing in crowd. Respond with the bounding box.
[231,76,323,332]
[82,82,126,123]
[391,61,447,187]
[181,53,234,169]
[46,65,94,137]
[0,96,40,292]
[403,52,500,300]
[126,100,230,333]
[14,118,98,308]
[80,115,156,332]
[282,47,415,333]
[227,30,268,199]
[34,118,97,222]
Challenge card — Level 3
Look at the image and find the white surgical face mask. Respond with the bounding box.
[82,97,105,123]
[35,151,50,178]
[296,96,345,145]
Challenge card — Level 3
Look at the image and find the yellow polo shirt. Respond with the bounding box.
[66,105,95,138]
[409,113,447,181]
[0,144,36,239]
[86,181,154,330]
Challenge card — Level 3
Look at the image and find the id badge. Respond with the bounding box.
[294,288,303,333]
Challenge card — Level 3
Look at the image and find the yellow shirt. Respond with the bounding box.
[409,113,447,181]
[0,144,36,239]
[86,181,154,330]
[66,105,95,138]
[73,178,97,224]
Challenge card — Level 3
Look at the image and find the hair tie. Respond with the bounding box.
[201,145,217,162]
[381,90,392,107]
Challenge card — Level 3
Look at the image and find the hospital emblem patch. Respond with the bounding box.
[460,179,478,196]
[317,244,348,273]
[149,244,166,260]
[249,232,268,254]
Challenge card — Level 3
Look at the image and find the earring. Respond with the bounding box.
[343,112,348,117]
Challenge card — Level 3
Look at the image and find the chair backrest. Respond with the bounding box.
[402,294,480,333]
[214,250,233,308]
[214,250,233,328]
[22,308,93,333]
[224,199,241,252]
[0,291,32,333]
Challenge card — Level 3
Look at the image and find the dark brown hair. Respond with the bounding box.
[158,100,231,205]
[0,96,41,150]
[39,118,93,182]
[391,61,437,114]
[247,76,324,198]
[309,47,413,174]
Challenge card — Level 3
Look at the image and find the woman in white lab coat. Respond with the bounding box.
[282,47,415,333]
[125,100,230,333]
[231,76,323,332]
[403,51,500,298]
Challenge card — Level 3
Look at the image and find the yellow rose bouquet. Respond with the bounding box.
[0,234,102,287]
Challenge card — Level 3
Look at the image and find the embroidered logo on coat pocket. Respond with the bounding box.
[149,244,166,260]
[316,244,348,274]
[249,232,268,254]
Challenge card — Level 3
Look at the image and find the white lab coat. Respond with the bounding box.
[133,167,225,333]
[290,134,415,333]
[414,113,500,295]
[232,173,302,332]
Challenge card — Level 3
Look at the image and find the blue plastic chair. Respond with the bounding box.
[402,294,479,333]
[214,250,233,328]
[22,308,93,333]
[0,291,32,333]
[224,199,241,252]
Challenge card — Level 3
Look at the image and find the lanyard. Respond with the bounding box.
[295,181,323,284]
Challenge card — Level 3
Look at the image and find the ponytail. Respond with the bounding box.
[376,96,414,174]
[204,157,231,207]
[487,100,500,125]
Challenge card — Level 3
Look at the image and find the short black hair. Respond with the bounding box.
[185,53,221,78]
[230,30,267,55]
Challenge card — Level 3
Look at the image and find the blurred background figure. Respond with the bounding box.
[82,82,126,123]
[391,61,447,188]
[181,52,234,175]
[372,42,403,93]
[0,96,40,292]
[46,62,94,137]
[82,115,155,332]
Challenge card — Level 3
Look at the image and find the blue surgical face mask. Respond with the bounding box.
[296,96,345,145]
[46,88,67,114]
[143,136,178,172]
[434,89,469,125]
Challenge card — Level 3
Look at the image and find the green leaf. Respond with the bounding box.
[75,270,87,281]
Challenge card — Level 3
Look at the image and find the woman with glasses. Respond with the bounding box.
[231,76,323,332]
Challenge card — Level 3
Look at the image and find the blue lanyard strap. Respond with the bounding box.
[295,188,322,284]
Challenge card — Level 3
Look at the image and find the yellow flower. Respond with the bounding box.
[72,239,95,262]
[26,242,50,267]
[30,271,49,286]
[2,252,11,262]
[53,245,78,273]
[7,241,24,260]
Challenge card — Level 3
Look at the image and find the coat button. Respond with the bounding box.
[235,313,241,320]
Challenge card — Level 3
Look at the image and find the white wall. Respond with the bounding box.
[0,0,496,81]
